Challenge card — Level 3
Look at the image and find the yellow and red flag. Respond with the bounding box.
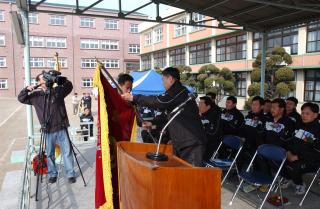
[93,63,137,209]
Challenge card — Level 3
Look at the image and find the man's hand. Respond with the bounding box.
[26,85,35,92]
[142,121,152,131]
[121,93,133,102]
[287,151,298,162]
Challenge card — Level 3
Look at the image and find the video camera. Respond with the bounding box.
[42,70,67,88]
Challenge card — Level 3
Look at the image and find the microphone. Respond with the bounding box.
[170,93,197,115]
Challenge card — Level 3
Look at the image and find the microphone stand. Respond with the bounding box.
[146,108,184,161]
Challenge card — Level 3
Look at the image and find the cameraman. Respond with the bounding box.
[18,71,76,184]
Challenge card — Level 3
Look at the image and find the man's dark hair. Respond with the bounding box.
[162,67,180,81]
[272,98,286,114]
[286,97,298,106]
[200,96,213,107]
[264,99,271,104]
[252,96,265,105]
[35,72,43,82]
[227,96,237,104]
[117,73,133,85]
[301,102,319,113]
[206,92,216,100]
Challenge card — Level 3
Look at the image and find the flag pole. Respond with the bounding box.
[96,58,123,94]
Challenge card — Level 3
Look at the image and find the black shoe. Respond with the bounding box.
[48,177,57,184]
[68,177,76,184]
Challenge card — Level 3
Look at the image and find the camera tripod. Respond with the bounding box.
[34,87,88,202]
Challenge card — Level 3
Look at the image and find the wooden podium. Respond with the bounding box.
[117,142,221,209]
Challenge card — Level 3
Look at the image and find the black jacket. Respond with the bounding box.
[200,105,222,143]
[18,80,73,132]
[287,110,302,129]
[243,111,268,148]
[264,116,295,148]
[287,120,320,164]
[220,107,244,136]
[133,81,206,150]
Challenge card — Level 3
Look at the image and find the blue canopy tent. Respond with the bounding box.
[130,70,194,96]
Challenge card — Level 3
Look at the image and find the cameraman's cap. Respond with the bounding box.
[162,67,180,81]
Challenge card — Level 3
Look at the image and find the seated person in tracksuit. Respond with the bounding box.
[263,99,273,121]
[198,96,222,161]
[264,98,295,148]
[255,98,295,175]
[281,102,320,195]
[237,96,267,170]
[221,96,244,136]
[218,96,244,158]
[286,96,302,129]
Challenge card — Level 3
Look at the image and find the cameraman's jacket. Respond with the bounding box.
[18,80,73,132]
[133,81,206,151]
[287,120,320,163]
[220,107,244,136]
[264,116,295,148]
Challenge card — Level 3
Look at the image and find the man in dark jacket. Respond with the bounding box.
[263,99,273,120]
[198,96,222,161]
[286,96,302,128]
[80,107,94,141]
[221,96,244,136]
[264,98,295,148]
[281,102,320,195]
[121,67,206,166]
[18,72,76,184]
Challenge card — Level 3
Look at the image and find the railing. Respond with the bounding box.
[18,136,35,209]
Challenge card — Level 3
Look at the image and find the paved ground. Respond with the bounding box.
[0,96,319,209]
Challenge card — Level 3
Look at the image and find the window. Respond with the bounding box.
[189,42,211,65]
[141,54,151,70]
[80,39,118,50]
[235,72,247,97]
[144,32,152,46]
[0,34,5,46]
[105,19,118,29]
[304,70,320,102]
[153,51,166,68]
[30,57,45,68]
[0,79,8,89]
[81,78,93,87]
[81,59,96,68]
[80,17,95,28]
[307,21,320,53]
[0,57,6,67]
[46,37,66,48]
[80,39,99,49]
[28,13,38,24]
[129,44,140,53]
[126,62,139,71]
[29,36,44,47]
[0,10,4,21]
[192,13,205,32]
[49,15,65,25]
[217,34,247,62]
[101,40,119,50]
[130,24,138,33]
[175,18,186,37]
[253,28,298,58]
[154,27,163,43]
[30,78,37,86]
[47,58,68,68]
[169,47,185,66]
[102,59,119,68]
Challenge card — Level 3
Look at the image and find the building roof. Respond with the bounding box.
[0,0,148,17]
[157,0,320,32]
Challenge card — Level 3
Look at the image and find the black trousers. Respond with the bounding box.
[176,145,205,167]
[282,160,319,185]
